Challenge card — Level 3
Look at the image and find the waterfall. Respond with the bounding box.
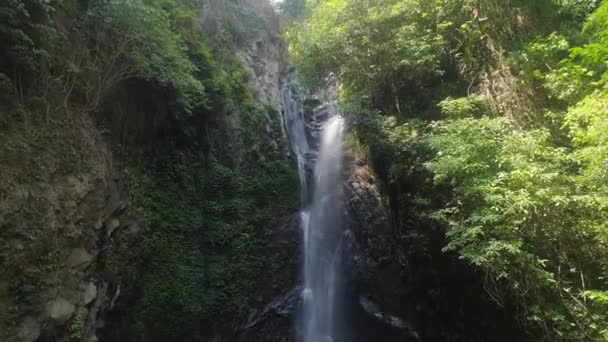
[281,76,345,342]
[302,115,345,342]
[281,79,310,204]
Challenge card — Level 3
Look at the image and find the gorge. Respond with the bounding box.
[2,0,608,341]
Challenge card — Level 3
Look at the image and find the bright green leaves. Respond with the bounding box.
[86,0,207,112]
[438,96,486,119]
[511,33,570,79]
[426,114,608,339]
[426,117,507,185]
[287,0,447,113]
[565,88,608,186]
[518,2,608,105]
[289,0,608,339]
[571,1,608,83]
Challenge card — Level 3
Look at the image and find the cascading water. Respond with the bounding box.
[281,76,346,342]
[281,78,310,204]
[302,115,345,342]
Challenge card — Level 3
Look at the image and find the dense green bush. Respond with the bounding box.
[0,0,210,117]
[116,114,298,340]
[426,115,608,339]
[84,0,206,111]
[289,0,608,339]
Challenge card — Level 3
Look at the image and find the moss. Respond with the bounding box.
[2,0,297,341]
[111,136,297,340]
[107,73,299,339]
[67,309,85,341]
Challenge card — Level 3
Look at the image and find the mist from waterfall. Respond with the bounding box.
[281,78,345,342]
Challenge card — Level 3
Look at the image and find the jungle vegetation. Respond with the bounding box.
[287,0,608,340]
[1,0,297,340]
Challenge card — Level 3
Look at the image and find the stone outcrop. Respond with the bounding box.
[0,1,293,341]
[202,0,290,158]
[342,155,420,341]
[0,110,142,341]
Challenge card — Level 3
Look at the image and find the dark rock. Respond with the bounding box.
[341,156,421,340]
[233,212,301,342]
[47,297,75,322]
[66,248,94,268]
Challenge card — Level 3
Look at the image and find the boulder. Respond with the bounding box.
[17,316,41,342]
[82,282,97,305]
[47,297,75,322]
[66,248,93,268]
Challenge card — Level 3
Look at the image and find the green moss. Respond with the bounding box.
[67,309,85,340]
[113,133,297,340]
[1,0,298,341]
[106,52,298,339]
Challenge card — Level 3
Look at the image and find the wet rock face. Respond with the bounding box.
[232,0,286,109]
[236,18,290,160]
[236,78,418,341]
[237,34,285,110]
[202,0,290,159]
[233,213,301,342]
[342,157,393,297]
[342,155,420,341]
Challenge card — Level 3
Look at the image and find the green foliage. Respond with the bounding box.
[425,116,608,338]
[510,33,570,89]
[438,96,486,119]
[117,130,297,340]
[280,0,307,17]
[92,0,206,111]
[118,149,204,340]
[553,0,599,19]
[565,88,608,186]
[67,309,85,340]
[572,0,608,77]
[0,0,56,71]
[290,0,608,339]
[288,0,449,113]
[0,0,212,117]
[520,1,608,105]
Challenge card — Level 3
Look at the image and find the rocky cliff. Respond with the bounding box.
[0,108,139,341]
[0,1,295,341]
[230,74,423,341]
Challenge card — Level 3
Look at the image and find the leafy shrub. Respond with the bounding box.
[288,0,608,339]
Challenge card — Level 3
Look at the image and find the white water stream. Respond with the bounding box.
[281,78,345,342]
